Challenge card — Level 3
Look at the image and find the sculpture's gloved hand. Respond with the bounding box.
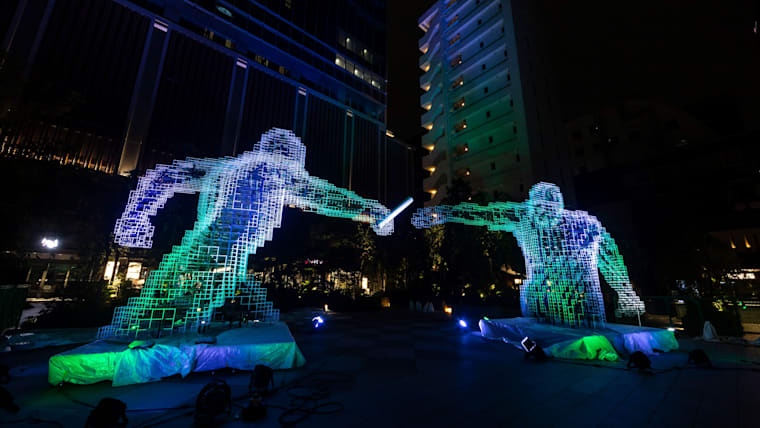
[370,205,393,236]
[114,216,154,248]
[411,206,450,229]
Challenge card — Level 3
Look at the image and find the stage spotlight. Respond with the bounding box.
[521,337,548,360]
[241,398,267,422]
[85,398,127,427]
[0,363,9,383]
[312,316,325,328]
[688,349,712,368]
[0,386,19,414]
[627,351,652,370]
[195,380,231,426]
[458,319,468,328]
[249,365,274,397]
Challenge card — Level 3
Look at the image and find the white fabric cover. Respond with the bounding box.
[702,321,718,341]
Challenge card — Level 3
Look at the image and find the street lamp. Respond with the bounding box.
[41,237,59,249]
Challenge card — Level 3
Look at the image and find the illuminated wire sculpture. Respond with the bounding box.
[100,128,392,338]
[412,182,645,327]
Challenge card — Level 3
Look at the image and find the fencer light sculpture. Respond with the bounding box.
[100,128,392,338]
[412,182,645,328]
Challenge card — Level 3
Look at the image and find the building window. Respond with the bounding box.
[516,153,521,162]
[478,19,482,25]
[486,111,491,118]
[480,41,484,48]
[284,0,292,8]
[448,15,459,27]
[451,54,463,68]
[482,63,486,70]
[452,76,464,88]
[453,98,465,110]
[502,26,505,33]
[509,99,514,107]
[484,87,488,94]
[507,73,511,81]
[446,0,458,8]
[504,49,508,57]
[489,136,493,143]
[455,120,468,132]
[449,33,461,46]
[513,125,517,134]
[491,162,496,171]
[465,168,471,176]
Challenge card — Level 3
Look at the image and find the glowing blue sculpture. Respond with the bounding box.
[100,129,392,338]
[412,182,645,327]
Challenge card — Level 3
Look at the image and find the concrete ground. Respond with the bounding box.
[2,310,760,427]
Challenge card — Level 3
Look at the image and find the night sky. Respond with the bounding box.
[386,0,760,142]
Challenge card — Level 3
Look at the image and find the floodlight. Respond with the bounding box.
[41,237,59,249]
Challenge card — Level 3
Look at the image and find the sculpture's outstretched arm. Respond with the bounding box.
[288,174,392,236]
[598,230,646,316]
[114,159,209,248]
[411,202,523,231]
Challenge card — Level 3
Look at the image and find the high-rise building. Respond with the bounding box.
[417,0,571,205]
[1,0,414,205]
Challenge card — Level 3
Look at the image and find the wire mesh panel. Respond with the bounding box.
[100,129,392,338]
[412,182,645,328]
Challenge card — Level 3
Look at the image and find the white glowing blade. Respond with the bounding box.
[377,197,413,229]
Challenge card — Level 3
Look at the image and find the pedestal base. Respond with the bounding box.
[48,321,305,386]
[479,317,678,361]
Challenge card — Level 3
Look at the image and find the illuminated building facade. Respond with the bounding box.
[417,0,572,205]
[1,0,413,205]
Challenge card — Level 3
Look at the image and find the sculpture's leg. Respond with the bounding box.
[98,220,217,338]
[582,279,606,328]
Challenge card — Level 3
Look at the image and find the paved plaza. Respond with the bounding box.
[2,310,760,427]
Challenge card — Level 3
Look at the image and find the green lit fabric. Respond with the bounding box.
[545,335,619,361]
[413,182,645,327]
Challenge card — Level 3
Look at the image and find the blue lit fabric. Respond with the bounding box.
[412,182,645,327]
[101,129,391,338]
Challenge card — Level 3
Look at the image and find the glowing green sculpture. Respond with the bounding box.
[412,182,644,327]
[100,129,392,338]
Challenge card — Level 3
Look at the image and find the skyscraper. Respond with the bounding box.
[417,0,571,205]
[1,0,413,205]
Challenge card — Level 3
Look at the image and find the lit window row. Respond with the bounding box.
[338,29,374,64]
[335,55,383,89]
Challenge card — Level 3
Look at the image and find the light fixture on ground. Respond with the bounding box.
[521,336,548,360]
[688,349,712,367]
[312,316,325,329]
[627,351,651,370]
